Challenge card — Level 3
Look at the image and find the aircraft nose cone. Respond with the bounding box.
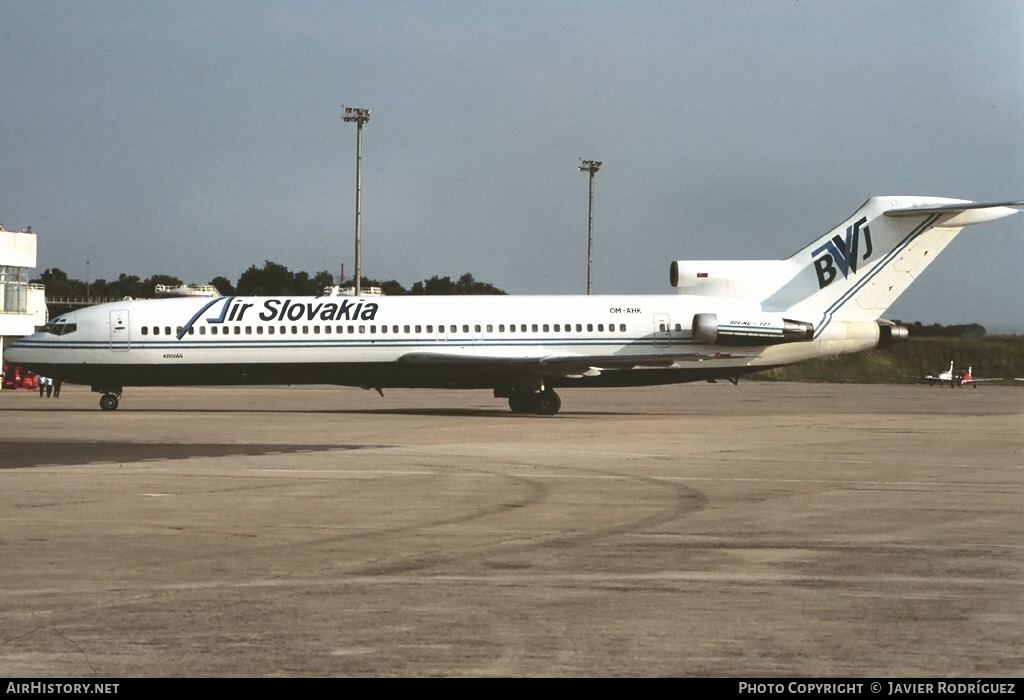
[3,339,32,365]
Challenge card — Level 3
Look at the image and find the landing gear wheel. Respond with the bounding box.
[534,390,561,416]
[508,394,533,414]
[99,394,120,411]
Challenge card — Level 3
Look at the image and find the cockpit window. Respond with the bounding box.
[42,320,78,336]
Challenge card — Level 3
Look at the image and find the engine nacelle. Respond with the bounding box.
[670,259,799,299]
[692,313,814,346]
[877,321,909,347]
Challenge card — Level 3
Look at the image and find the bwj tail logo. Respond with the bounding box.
[811,216,874,289]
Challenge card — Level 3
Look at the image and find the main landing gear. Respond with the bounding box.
[506,388,562,416]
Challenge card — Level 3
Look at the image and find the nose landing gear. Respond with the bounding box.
[92,386,124,411]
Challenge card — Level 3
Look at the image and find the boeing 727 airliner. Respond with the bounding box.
[5,196,1021,413]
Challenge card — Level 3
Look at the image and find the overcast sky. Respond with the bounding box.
[2,1,1022,330]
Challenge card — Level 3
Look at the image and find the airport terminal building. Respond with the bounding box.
[0,224,47,350]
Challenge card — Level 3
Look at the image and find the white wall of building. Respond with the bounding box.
[0,229,37,268]
[0,227,43,351]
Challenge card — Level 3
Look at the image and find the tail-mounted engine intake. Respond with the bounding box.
[692,313,814,346]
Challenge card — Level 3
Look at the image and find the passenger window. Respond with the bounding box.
[587,324,593,332]
[141,327,149,336]
[598,324,604,332]
[154,327,161,336]
[245,326,252,335]
[199,327,206,336]
[619,324,626,332]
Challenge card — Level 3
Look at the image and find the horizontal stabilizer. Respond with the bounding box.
[884,199,1024,216]
[885,199,1023,227]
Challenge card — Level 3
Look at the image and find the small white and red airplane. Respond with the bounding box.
[5,196,1021,413]
[921,361,1003,388]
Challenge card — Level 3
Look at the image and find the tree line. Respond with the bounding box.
[33,261,506,299]
[893,320,988,338]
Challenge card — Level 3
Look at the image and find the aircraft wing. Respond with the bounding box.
[398,349,749,377]
[966,377,1004,383]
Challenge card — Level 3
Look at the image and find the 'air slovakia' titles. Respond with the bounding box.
[209,298,380,324]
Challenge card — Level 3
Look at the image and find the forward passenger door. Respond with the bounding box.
[109,309,130,351]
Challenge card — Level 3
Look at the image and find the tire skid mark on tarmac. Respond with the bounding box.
[340,454,709,578]
[93,449,557,575]
[338,469,554,578]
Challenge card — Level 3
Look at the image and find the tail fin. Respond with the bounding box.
[767,196,1022,331]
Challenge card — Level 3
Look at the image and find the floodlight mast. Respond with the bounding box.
[342,106,371,296]
[578,160,601,294]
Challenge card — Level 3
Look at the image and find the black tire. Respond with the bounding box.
[534,390,561,416]
[508,394,532,414]
[99,394,119,411]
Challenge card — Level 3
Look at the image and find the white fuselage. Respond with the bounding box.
[3,293,879,392]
